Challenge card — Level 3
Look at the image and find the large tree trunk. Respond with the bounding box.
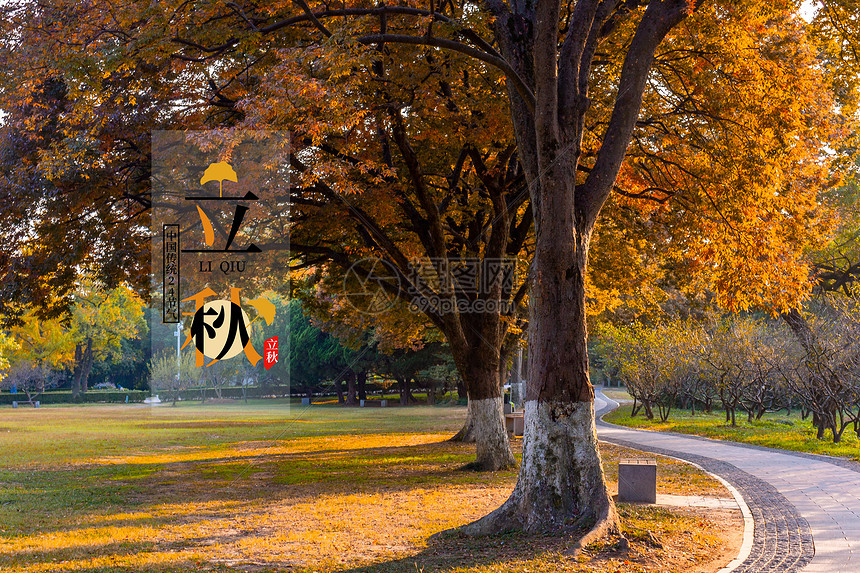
[346,372,358,406]
[459,0,690,539]
[357,371,367,401]
[462,174,614,534]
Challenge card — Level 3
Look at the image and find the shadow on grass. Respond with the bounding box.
[0,439,518,538]
[335,529,584,573]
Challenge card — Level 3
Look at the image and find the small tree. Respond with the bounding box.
[0,363,62,402]
[149,350,203,406]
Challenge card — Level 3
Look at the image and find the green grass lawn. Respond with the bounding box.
[0,401,740,572]
[604,403,860,460]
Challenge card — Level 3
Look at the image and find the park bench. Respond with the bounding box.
[505,411,524,436]
[11,400,40,408]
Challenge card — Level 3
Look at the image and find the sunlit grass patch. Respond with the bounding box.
[0,403,740,572]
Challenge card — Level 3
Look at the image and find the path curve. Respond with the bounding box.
[595,391,860,573]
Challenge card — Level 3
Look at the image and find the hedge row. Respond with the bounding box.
[154,386,296,401]
[0,390,149,405]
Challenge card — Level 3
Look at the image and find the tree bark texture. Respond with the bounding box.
[346,372,358,406]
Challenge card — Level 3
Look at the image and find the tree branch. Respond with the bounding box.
[357,34,535,114]
[579,0,692,229]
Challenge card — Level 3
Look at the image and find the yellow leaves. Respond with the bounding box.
[4,309,76,370]
[0,334,19,381]
[591,2,846,317]
[4,283,144,372]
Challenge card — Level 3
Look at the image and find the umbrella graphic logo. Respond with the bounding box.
[200,161,238,197]
[343,257,401,315]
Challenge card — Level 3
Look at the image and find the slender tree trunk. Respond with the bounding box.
[80,339,93,394]
[426,379,436,405]
[398,377,408,405]
[782,308,815,353]
[335,380,344,404]
[456,377,467,401]
[643,400,654,420]
[71,343,83,399]
[72,339,93,398]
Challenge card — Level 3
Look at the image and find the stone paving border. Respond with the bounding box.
[596,395,815,572]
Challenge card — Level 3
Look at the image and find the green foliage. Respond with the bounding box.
[0,390,148,405]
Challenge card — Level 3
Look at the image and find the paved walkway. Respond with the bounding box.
[595,391,860,572]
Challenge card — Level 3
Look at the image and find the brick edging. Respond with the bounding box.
[596,393,815,572]
[600,434,814,572]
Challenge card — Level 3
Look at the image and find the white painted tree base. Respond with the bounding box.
[470,397,517,470]
[460,399,618,537]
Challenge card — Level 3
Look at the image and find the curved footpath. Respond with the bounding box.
[595,391,860,573]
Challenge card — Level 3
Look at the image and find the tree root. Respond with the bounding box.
[570,498,622,553]
[436,493,621,549]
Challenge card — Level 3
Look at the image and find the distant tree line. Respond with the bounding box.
[288,301,461,405]
[147,298,463,406]
[595,297,860,444]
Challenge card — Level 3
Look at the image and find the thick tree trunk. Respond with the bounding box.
[346,372,358,406]
[455,357,516,470]
[467,397,515,471]
[357,371,367,401]
[335,380,344,404]
[462,164,614,533]
[446,333,514,464]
